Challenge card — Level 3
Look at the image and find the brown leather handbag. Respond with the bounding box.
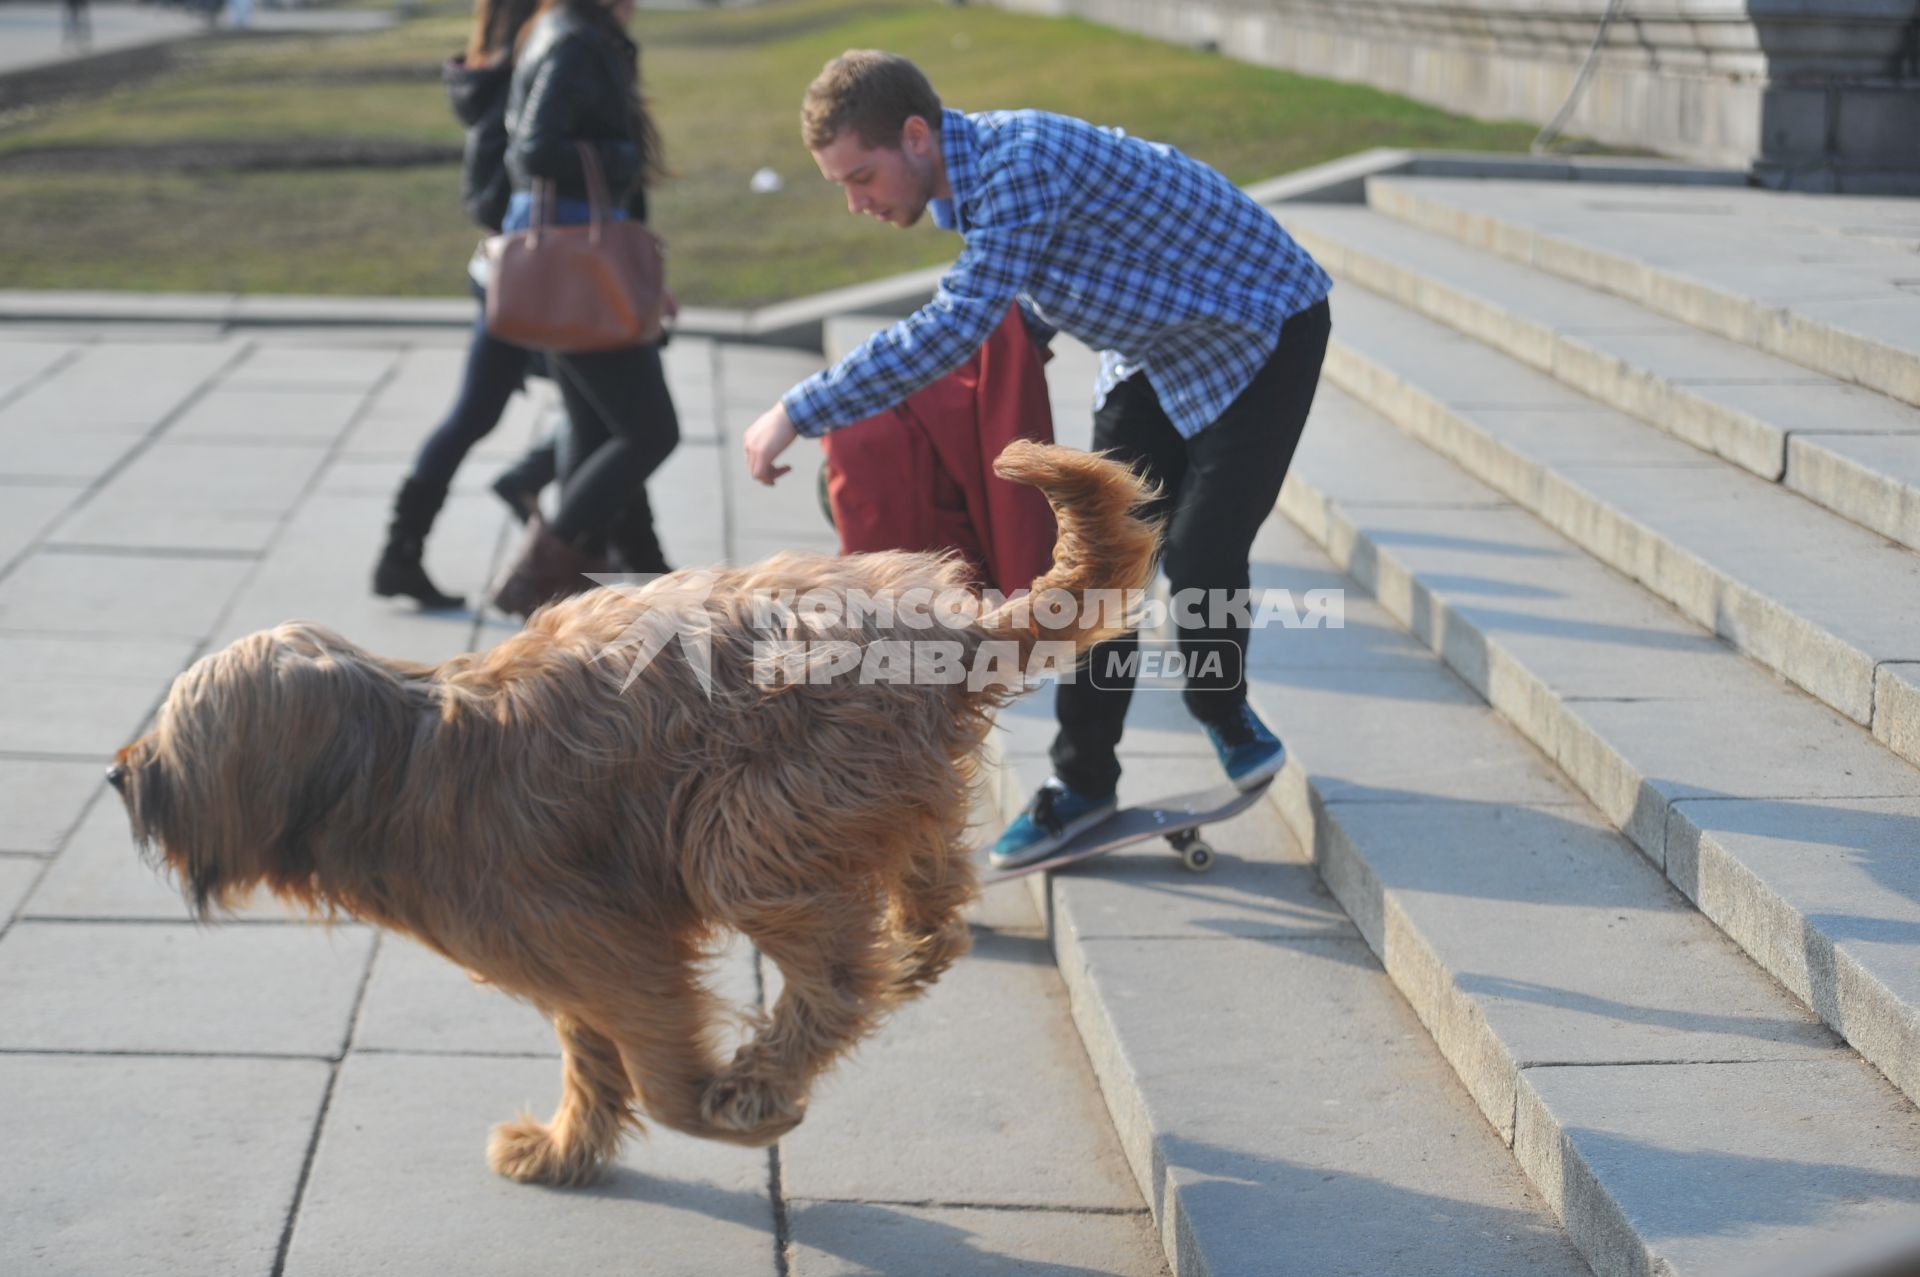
[483,141,666,352]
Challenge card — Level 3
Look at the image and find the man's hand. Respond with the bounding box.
[743,402,800,486]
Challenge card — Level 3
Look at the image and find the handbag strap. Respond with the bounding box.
[522,143,614,246]
[574,140,614,244]
[526,176,554,248]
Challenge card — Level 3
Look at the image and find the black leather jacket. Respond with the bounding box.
[505,7,649,221]
[444,53,515,232]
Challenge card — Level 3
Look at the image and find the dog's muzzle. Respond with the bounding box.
[106,764,128,793]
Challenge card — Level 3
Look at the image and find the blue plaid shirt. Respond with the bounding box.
[783,108,1331,440]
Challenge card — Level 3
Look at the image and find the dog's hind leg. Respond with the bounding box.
[703,894,910,1142]
[488,1013,635,1186]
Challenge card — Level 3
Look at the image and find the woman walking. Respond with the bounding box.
[372,0,559,610]
[488,0,679,616]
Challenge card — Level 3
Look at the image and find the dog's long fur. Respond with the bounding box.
[113,441,1157,1186]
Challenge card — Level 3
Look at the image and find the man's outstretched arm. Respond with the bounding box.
[743,168,1059,485]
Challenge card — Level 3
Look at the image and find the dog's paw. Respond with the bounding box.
[487,1116,607,1187]
[699,1072,808,1145]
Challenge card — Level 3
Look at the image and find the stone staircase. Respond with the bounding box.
[1250,177,1920,1275]
[837,174,1920,1276]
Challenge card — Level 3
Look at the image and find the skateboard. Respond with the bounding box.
[983,777,1274,884]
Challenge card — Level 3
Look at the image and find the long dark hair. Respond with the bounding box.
[465,0,539,65]
[519,0,665,185]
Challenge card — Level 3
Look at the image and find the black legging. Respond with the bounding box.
[411,308,536,489]
[1051,298,1331,798]
[547,344,679,573]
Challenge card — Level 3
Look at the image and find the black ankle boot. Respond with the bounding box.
[373,478,465,610]
[607,501,671,576]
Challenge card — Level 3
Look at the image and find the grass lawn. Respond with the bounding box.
[0,0,1544,304]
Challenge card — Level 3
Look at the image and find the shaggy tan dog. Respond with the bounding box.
[109,441,1155,1187]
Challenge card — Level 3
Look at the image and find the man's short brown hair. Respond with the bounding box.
[802,50,942,151]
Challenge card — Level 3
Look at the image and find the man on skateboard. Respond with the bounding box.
[738,51,1332,870]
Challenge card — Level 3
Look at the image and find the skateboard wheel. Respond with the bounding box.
[1181,842,1214,874]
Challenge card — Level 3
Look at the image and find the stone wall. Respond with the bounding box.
[982,0,1920,191]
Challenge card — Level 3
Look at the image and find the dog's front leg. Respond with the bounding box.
[889,832,978,993]
[704,901,910,1141]
[488,1014,635,1187]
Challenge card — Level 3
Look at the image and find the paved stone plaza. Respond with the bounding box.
[0,320,1184,1275]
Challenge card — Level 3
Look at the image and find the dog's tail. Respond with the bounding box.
[977,440,1160,659]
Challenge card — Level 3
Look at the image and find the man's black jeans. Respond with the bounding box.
[1051,298,1330,799]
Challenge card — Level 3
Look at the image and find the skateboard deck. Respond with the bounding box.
[982,777,1273,884]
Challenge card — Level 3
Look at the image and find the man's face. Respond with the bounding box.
[810,117,938,229]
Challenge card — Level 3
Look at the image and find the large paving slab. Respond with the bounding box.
[0,1054,332,1277]
[0,428,145,486]
[211,489,504,664]
[0,340,240,431]
[222,344,399,391]
[1517,1058,1920,1277]
[351,935,564,1058]
[0,668,165,756]
[0,633,197,757]
[165,384,371,444]
[0,853,44,920]
[0,338,75,399]
[48,439,329,553]
[788,1202,1166,1277]
[0,481,80,568]
[0,920,373,1056]
[0,548,254,641]
[0,759,112,854]
[352,931,760,1059]
[280,1053,777,1277]
[21,797,303,922]
[781,929,1144,1211]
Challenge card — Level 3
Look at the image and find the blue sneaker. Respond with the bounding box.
[1205,703,1286,790]
[989,779,1118,870]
